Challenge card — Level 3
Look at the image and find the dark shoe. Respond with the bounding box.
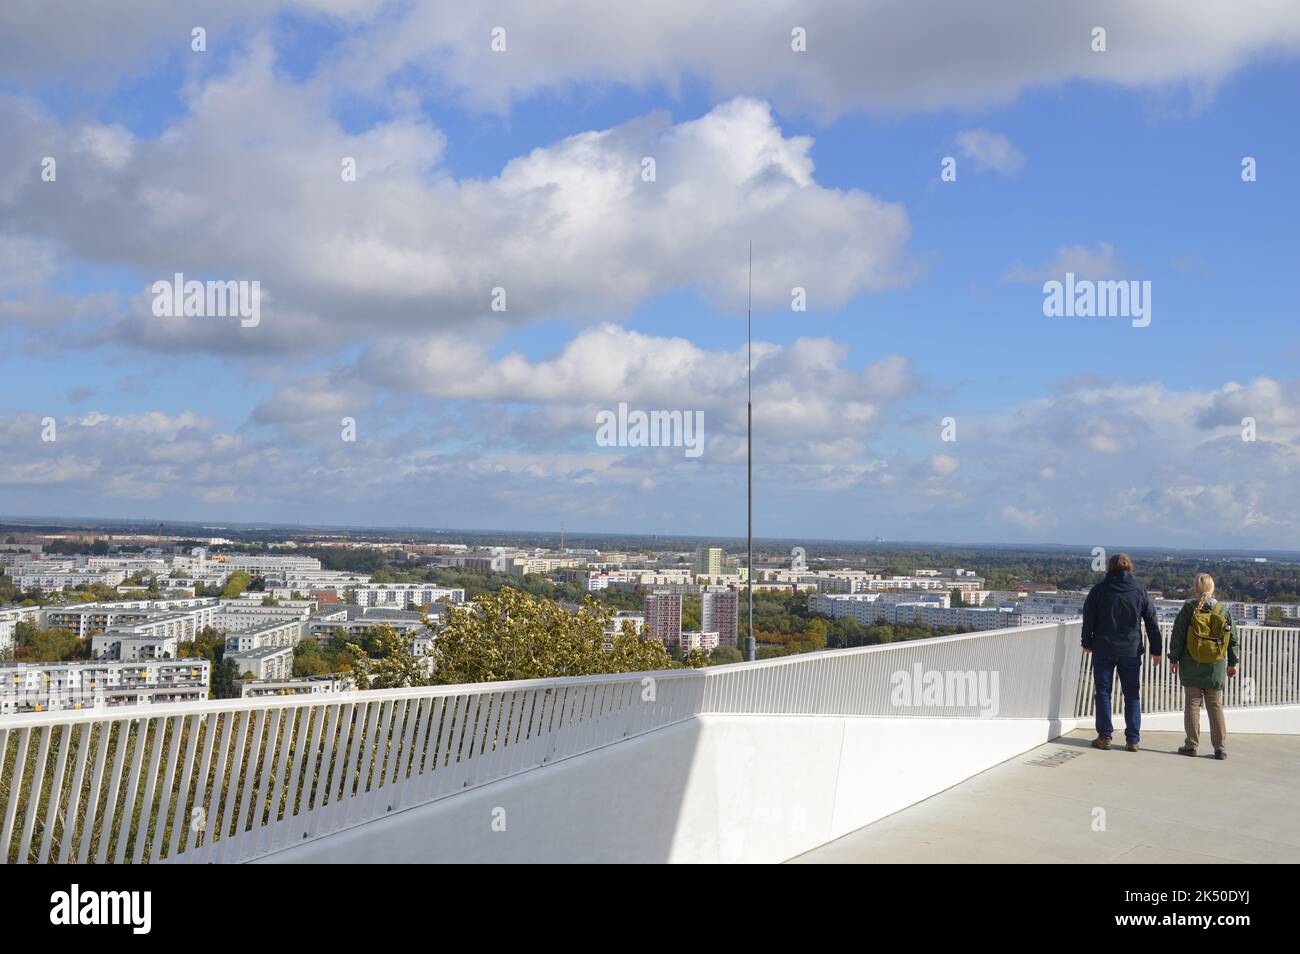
[1091,736,1111,750]
[1177,745,1197,756]
[1125,742,1140,752]
[1215,749,1227,760]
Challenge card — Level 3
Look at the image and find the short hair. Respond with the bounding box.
[1107,553,1134,574]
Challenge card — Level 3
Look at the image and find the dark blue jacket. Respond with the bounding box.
[1081,570,1162,657]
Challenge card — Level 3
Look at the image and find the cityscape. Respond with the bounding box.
[1,0,1297,910]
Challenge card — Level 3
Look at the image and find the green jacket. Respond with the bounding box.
[1168,599,1240,691]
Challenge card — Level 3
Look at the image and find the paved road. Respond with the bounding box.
[790,730,1300,863]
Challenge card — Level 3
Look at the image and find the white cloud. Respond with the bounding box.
[357,323,916,443]
[1000,505,1057,532]
[0,65,913,356]
[954,130,1025,176]
[1002,241,1123,283]
[325,1,1300,117]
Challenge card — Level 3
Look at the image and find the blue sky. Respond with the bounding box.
[2,2,1299,548]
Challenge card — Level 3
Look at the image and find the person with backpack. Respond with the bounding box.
[1081,553,1163,752]
[1168,573,1239,760]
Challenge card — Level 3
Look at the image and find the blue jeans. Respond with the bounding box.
[1093,654,1143,744]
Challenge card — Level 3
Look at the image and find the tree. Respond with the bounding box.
[211,658,240,699]
[346,625,431,690]
[709,645,744,665]
[682,648,710,668]
[428,588,671,685]
[293,640,331,677]
[221,570,250,599]
[13,622,87,663]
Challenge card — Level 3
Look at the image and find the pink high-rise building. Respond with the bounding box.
[702,588,739,647]
[644,591,683,647]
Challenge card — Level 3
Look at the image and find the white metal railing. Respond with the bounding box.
[702,622,1082,719]
[4,619,1293,865]
[1074,625,1300,716]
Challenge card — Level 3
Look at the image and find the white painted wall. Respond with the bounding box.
[256,713,1075,864]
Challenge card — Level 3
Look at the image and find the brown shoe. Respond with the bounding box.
[1177,745,1197,756]
[1125,742,1140,752]
[1214,749,1227,760]
[1091,736,1111,750]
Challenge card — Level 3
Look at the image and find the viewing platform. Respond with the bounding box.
[792,729,1300,864]
[2,621,1297,864]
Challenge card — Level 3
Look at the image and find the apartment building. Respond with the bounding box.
[644,591,683,648]
[0,658,211,714]
[701,588,739,647]
[223,618,303,653]
[347,583,465,608]
[680,631,721,654]
[10,568,128,590]
[239,675,354,698]
[0,606,36,656]
[91,624,181,661]
[507,555,586,576]
[43,599,220,640]
[693,548,723,576]
[226,644,295,681]
[213,601,312,633]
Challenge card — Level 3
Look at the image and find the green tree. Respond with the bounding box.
[293,640,331,677]
[346,625,431,690]
[211,658,240,699]
[13,622,87,662]
[221,570,251,599]
[682,648,710,668]
[709,645,744,664]
[429,588,671,684]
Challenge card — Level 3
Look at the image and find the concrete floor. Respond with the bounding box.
[790,730,1300,863]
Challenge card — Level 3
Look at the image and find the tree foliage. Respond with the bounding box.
[427,588,670,685]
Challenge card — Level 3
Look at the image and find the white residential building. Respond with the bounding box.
[226,644,295,681]
[0,658,210,714]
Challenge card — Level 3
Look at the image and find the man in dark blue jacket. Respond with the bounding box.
[1081,552,1162,751]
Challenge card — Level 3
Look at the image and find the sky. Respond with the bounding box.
[1,1,1298,549]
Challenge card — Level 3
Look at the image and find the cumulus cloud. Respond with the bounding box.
[0,59,912,356]
[326,1,1300,117]
[8,2,1299,116]
[356,323,916,442]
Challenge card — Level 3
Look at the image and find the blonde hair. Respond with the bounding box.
[1193,573,1215,611]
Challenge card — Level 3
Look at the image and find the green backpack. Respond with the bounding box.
[1187,602,1230,664]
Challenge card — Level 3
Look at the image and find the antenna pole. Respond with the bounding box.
[746,241,755,663]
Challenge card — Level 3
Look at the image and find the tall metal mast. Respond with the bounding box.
[745,241,755,663]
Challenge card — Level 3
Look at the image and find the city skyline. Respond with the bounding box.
[2,3,1299,547]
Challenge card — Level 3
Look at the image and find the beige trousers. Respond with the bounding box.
[1183,687,1227,752]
